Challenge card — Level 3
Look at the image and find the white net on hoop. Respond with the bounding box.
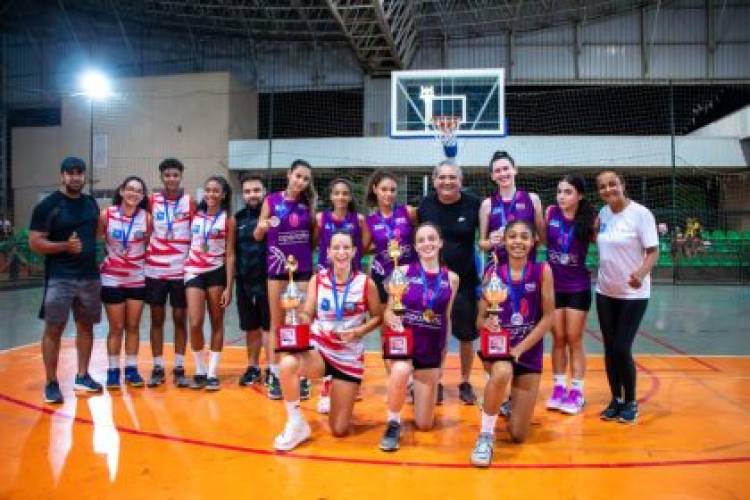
[430,115,461,159]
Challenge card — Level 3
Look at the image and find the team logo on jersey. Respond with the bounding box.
[274,203,289,219]
[520,298,529,316]
[156,212,166,220]
[321,298,331,311]
[458,216,466,223]
[549,219,560,228]
[344,301,356,312]
[516,203,526,210]
[525,282,537,292]
[192,225,200,234]
[289,213,300,227]
[111,229,123,238]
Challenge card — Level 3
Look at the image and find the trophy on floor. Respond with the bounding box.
[480,254,512,360]
[382,240,413,359]
[275,255,311,352]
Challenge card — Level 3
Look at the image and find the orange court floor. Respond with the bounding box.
[1,340,749,500]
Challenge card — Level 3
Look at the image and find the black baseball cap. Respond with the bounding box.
[60,156,86,173]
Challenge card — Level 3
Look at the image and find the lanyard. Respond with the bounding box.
[203,210,223,250]
[378,207,397,241]
[501,262,528,317]
[496,190,518,229]
[164,196,179,235]
[559,218,575,255]
[419,265,443,312]
[331,270,354,322]
[119,207,137,252]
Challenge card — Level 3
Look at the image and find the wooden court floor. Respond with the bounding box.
[1,340,749,500]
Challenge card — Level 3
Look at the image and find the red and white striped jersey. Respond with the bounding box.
[100,206,148,288]
[183,209,228,282]
[310,268,369,380]
[145,192,194,280]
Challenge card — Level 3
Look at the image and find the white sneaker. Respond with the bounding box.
[273,419,311,451]
[316,395,330,414]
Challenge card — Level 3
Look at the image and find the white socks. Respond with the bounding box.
[126,355,137,367]
[153,356,165,368]
[174,354,185,368]
[285,400,303,422]
[387,411,401,424]
[270,364,280,378]
[481,410,498,435]
[571,378,584,392]
[207,351,221,378]
[193,351,206,375]
[108,356,119,369]
[553,374,567,388]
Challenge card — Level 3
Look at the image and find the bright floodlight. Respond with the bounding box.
[80,70,112,100]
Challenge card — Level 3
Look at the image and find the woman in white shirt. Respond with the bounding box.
[595,171,659,425]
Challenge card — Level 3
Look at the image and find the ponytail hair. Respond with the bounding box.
[561,174,595,242]
[289,159,317,209]
[197,175,232,213]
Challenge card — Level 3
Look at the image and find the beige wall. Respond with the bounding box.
[12,71,258,226]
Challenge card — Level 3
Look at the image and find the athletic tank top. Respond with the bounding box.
[401,262,452,367]
[183,209,227,282]
[318,210,362,271]
[100,206,148,288]
[266,191,312,276]
[366,205,415,279]
[310,268,368,379]
[545,205,591,293]
[145,191,193,280]
[488,190,537,265]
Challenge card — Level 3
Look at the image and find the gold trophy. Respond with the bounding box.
[480,254,511,360]
[383,238,412,358]
[483,255,508,316]
[386,239,408,316]
[275,255,311,352]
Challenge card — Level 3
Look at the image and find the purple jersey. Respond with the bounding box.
[485,261,545,372]
[318,210,363,271]
[366,205,415,279]
[488,190,537,265]
[545,205,591,293]
[401,262,452,367]
[266,191,312,276]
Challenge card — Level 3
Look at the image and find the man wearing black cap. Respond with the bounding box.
[29,157,103,404]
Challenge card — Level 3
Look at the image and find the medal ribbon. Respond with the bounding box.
[378,207,397,242]
[501,262,528,319]
[119,207,138,253]
[495,190,518,229]
[202,210,223,251]
[559,217,575,256]
[419,265,443,313]
[331,270,354,322]
[164,195,179,237]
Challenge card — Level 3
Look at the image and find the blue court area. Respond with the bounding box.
[2,284,748,356]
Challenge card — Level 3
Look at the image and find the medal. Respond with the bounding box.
[502,262,529,328]
[331,269,353,325]
[511,312,524,326]
[419,265,443,325]
[423,309,435,323]
[166,229,173,240]
[202,209,223,254]
[558,216,575,266]
[559,253,570,265]
[269,216,281,228]
[118,207,137,257]
[202,243,210,253]
[164,195,179,241]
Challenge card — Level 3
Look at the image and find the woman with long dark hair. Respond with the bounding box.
[98,176,152,389]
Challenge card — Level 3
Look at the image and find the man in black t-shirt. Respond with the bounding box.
[235,175,271,386]
[418,161,481,405]
[29,157,103,404]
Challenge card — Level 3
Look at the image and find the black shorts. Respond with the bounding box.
[412,358,442,371]
[554,289,592,312]
[101,285,146,304]
[481,357,542,377]
[323,355,362,384]
[236,277,270,331]
[371,272,388,304]
[144,277,187,308]
[451,284,479,342]
[268,271,312,282]
[185,266,226,290]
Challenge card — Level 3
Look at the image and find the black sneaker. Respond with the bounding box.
[617,401,639,424]
[379,421,401,452]
[74,373,103,393]
[44,381,64,404]
[147,366,166,387]
[499,400,511,419]
[173,367,189,388]
[205,377,221,391]
[458,382,477,405]
[239,366,262,386]
[436,383,444,405]
[190,374,208,390]
[300,377,311,401]
[263,367,272,387]
[600,399,623,421]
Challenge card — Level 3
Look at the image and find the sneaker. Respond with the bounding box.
[173,366,189,388]
[205,377,221,391]
[458,382,477,405]
[600,399,623,421]
[499,400,511,419]
[379,421,401,452]
[73,373,103,393]
[190,374,208,390]
[273,419,311,451]
[559,389,585,415]
[44,381,64,404]
[239,366,262,386]
[124,366,145,387]
[436,383,444,405]
[316,396,331,415]
[618,401,639,424]
[470,432,495,468]
[267,373,282,400]
[263,367,272,387]
[546,385,567,411]
[300,377,311,401]
[106,368,121,390]
[147,366,166,388]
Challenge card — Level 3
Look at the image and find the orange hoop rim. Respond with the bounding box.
[431,115,461,132]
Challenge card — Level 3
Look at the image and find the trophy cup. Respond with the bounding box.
[382,241,413,359]
[480,256,512,360]
[275,255,311,353]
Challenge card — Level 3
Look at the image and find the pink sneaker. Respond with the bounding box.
[559,389,585,415]
[546,385,567,411]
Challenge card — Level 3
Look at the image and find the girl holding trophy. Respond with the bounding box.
[273,230,381,451]
[379,223,459,452]
[254,159,317,400]
[470,219,554,467]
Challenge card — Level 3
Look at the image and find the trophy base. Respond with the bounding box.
[275,324,313,353]
[477,327,513,362]
[382,325,413,360]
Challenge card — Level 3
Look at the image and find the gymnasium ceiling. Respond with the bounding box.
[2,0,669,74]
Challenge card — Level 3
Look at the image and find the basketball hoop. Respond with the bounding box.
[431,115,461,159]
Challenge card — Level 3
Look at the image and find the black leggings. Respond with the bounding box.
[595,293,648,403]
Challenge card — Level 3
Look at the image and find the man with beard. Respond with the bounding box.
[418,160,482,405]
[29,157,103,403]
[235,175,272,386]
